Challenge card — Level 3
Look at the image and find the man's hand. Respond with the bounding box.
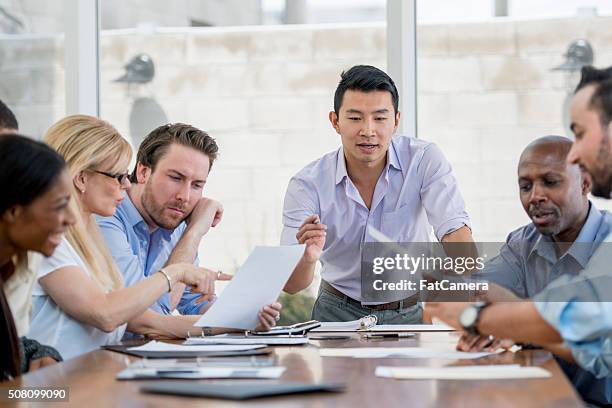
[185,197,224,236]
[456,333,515,352]
[255,302,283,331]
[296,215,326,263]
[28,356,58,372]
[425,302,472,330]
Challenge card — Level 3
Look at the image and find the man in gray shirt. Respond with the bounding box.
[470,135,612,405]
[476,135,612,297]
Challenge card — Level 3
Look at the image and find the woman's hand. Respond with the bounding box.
[162,264,232,302]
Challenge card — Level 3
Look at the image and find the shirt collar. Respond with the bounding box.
[123,193,147,228]
[334,140,403,185]
[529,202,601,267]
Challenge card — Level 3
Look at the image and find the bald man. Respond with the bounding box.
[460,136,612,405]
[475,136,611,297]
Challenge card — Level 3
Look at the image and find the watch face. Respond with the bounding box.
[460,306,478,328]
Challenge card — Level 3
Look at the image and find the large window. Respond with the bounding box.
[0,0,66,138]
[99,1,388,279]
[416,0,612,241]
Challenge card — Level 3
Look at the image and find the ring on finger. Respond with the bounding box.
[217,270,222,279]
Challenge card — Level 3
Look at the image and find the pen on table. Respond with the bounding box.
[364,333,416,339]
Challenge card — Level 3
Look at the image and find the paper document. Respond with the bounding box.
[196,245,305,329]
[184,336,308,346]
[117,366,285,380]
[366,324,454,332]
[375,364,551,380]
[128,341,266,353]
[319,347,496,360]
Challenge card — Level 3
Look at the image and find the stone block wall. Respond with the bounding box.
[2,16,612,280]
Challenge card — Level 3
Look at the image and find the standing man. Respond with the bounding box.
[98,124,231,315]
[281,65,473,323]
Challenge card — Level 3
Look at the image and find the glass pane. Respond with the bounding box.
[416,0,612,241]
[0,0,65,138]
[99,1,387,280]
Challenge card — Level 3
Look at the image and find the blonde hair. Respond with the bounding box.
[44,115,132,292]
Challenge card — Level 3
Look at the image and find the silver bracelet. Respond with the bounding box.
[158,268,172,293]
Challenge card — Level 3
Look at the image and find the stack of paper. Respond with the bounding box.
[319,347,496,360]
[184,336,308,346]
[375,364,551,380]
[365,324,454,332]
[129,341,266,353]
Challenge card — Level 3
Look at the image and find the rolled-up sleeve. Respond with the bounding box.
[417,143,470,240]
[534,275,612,378]
[281,177,319,245]
[473,239,528,298]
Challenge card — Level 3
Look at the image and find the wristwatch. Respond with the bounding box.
[459,302,491,336]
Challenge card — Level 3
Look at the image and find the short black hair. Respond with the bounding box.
[0,99,18,131]
[333,65,399,114]
[575,65,612,128]
[0,134,65,215]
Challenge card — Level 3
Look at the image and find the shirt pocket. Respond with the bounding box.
[380,206,413,242]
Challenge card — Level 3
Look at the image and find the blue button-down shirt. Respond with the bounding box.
[475,203,612,405]
[281,135,470,302]
[97,194,204,315]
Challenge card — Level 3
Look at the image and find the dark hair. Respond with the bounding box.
[0,135,66,215]
[0,99,18,131]
[130,123,219,183]
[0,135,65,380]
[574,65,612,128]
[333,65,399,114]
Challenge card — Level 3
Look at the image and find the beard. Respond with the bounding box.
[590,133,612,199]
[140,181,187,230]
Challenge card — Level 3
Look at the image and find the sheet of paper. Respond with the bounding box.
[117,366,285,380]
[365,324,454,332]
[184,336,308,346]
[375,365,551,380]
[195,245,305,329]
[128,341,265,353]
[319,347,496,360]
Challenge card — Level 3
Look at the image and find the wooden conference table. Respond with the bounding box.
[3,332,584,408]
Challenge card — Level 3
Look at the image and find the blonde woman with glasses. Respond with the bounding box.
[28,115,281,359]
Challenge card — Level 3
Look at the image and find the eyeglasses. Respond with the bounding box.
[93,170,130,185]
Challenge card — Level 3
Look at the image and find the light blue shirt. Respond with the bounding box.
[281,135,470,301]
[534,227,612,383]
[97,194,204,315]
